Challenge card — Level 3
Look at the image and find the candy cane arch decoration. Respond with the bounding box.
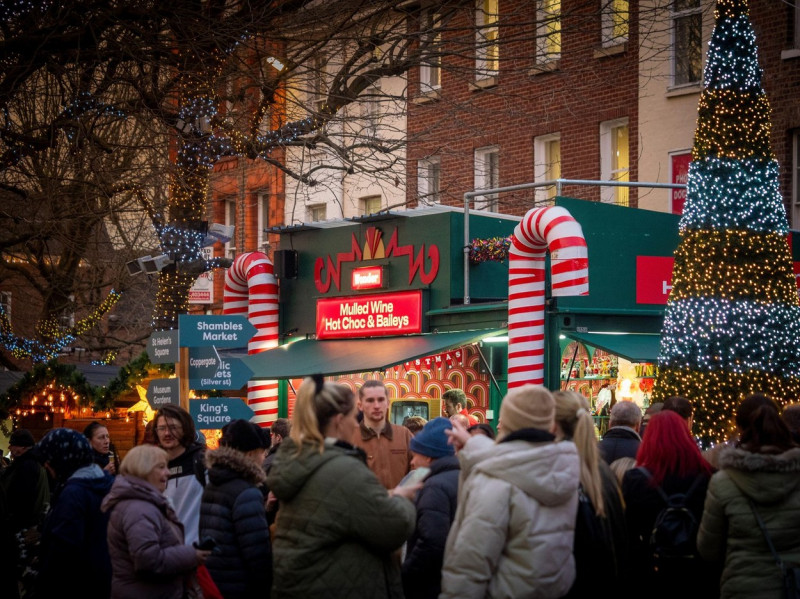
[223,252,279,427]
[508,206,589,388]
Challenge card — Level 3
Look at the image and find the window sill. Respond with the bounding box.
[593,42,628,58]
[665,84,702,98]
[469,76,498,91]
[781,49,800,60]
[528,60,560,76]
[412,89,441,104]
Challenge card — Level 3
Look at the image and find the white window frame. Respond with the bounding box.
[534,133,561,204]
[225,198,237,259]
[364,79,381,136]
[791,130,800,229]
[418,156,441,205]
[671,0,703,87]
[474,146,500,211]
[257,190,270,253]
[600,118,630,206]
[420,9,442,93]
[602,0,629,47]
[475,0,499,80]
[312,55,327,114]
[361,195,382,216]
[537,0,561,63]
[307,203,327,222]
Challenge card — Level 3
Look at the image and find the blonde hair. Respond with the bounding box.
[291,376,355,453]
[553,390,605,517]
[119,444,168,480]
[609,456,636,485]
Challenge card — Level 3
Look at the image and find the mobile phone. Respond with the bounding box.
[193,536,217,551]
[400,466,430,487]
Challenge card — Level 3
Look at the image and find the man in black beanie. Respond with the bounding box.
[200,419,272,599]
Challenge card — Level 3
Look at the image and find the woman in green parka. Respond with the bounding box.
[697,393,800,599]
[266,375,417,599]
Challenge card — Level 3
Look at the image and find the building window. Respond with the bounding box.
[474,146,499,211]
[361,195,382,216]
[534,134,561,203]
[418,157,441,205]
[420,10,442,93]
[257,191,270,253]
[602,0,629,47]
[794,3,800,50]
[600,119,630,206]
[364,79,381,136]
[537,0,561,62]
[476,0,499,80]
[225,198,237,259]
[0,291,10,319]
[60,294,76,329]
[792,130,800,228]
[307,204,327,222]
[672,0,702,86]
[312,55,327,114]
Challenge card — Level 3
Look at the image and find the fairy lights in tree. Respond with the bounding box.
[653,0,800,444]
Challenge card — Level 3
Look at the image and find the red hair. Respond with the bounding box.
[636,410,713,486]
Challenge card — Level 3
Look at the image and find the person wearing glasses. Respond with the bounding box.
[153,405,207,546]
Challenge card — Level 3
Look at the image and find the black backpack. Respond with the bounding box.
[640,468,705,573]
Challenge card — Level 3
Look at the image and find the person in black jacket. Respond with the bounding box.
[200,419,272,599]
[401,416,460,599]
[598,401,642,464]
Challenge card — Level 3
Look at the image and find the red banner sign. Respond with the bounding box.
[671,152,691,215]
[636,256,675,304]
[316,290,423,339]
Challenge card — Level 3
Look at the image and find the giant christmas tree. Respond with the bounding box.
[653,0,800,443]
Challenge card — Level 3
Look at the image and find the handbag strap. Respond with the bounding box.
[748,499,786,571]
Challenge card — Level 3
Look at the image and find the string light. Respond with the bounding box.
[653,0,800,444]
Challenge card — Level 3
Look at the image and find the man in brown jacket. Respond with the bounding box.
[349,380,413,489]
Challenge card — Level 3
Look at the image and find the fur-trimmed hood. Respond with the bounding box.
[205,445,267,487]
[718,445,800,504]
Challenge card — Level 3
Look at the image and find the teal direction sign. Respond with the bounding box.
[188,347,254,390]
[146,378,180,409]
[190,397,254,429]
[146,330,180,364]
[179,314,257,348]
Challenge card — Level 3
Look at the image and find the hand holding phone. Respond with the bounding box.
[399,466,430,487]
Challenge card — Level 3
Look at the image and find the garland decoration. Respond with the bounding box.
[469,236,512,264]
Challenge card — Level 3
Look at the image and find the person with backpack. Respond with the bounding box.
[621,410,718,598]
[697,393,800,599]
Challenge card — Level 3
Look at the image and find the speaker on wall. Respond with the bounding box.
[274,249,298,279]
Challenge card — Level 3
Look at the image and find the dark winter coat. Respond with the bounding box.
[35,465,115,599]
[102,473,198,599]
[266,437,415,599]
[401,454,460,599]
[200,446,272,599]
[566,460,629,598]
[0,448,49,531]
[598,426,641,464]
[698,446,800,599]
[622,466,717,598]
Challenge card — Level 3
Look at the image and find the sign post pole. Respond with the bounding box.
[178,346,190,411]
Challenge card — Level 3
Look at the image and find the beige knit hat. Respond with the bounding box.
[499,385,555,436]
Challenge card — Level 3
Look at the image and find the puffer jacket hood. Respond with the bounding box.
[206,445,267,487]
[718,445,800,504]
[267,437,364,503]
[468,433,579,508]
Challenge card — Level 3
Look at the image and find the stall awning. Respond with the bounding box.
[236,329,506,379]
[564,332,662,363]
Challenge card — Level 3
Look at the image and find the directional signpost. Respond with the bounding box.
[190,397,255,429]
[179,314,257,348]
[146,330,180,364]
[146,378,180,410]
[187,347,254,391]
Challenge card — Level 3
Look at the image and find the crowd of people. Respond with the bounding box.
[1,382,800,599]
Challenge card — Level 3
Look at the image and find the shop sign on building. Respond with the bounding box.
[189,248,214,304]
[316,290,423,339]
[671,152,692,215]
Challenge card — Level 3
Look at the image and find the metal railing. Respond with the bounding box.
[461,179,687,305]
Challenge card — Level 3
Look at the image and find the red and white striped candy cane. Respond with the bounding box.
[223,252,279,427]
[508,206,588,388]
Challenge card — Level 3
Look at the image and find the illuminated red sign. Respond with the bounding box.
[636,256,674,304]
[351,266,384,290]
[671,152,691,215]
[316,290,423,339]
